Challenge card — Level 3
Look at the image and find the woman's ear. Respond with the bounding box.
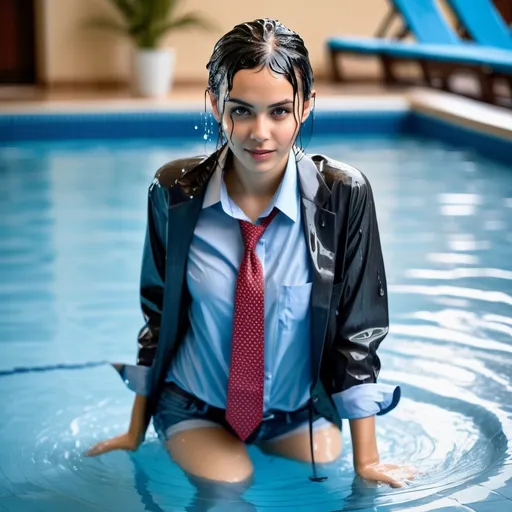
[301,89,316,123]
[209,90,221,123]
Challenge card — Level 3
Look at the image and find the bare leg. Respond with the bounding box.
[166,426,255,512]
[167,426,253,482]
[258,423,342,463]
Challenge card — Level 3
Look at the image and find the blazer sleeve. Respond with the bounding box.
[329,172,400,419]
[112,178,169,395]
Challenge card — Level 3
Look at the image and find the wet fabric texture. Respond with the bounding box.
[151,381,330,444]
[121,145,394,432]
[116,363,400,420]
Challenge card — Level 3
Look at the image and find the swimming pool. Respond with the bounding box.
[0,108,512,511]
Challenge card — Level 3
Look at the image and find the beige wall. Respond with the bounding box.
[36,0,431,86]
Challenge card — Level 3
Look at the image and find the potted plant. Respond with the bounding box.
[86,0,215,97]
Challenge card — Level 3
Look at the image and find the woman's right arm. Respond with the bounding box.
[85,179,169,456]
[85,394,147,455]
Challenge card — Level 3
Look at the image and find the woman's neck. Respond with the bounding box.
[223,150,288,222]
[225,151,287,200]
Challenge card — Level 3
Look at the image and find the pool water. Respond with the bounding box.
[0,134,512,512]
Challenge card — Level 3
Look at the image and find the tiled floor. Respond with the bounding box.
[0,80,406,104]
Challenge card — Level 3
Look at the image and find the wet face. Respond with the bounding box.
[210,66,313,178]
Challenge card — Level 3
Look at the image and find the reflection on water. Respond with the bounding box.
[0,135,511,511]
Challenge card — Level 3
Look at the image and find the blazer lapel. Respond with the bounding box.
[148,173,209,394]
[297,155,337,383]
[150,150,338,399]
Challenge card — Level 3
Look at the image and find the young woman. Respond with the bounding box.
[85,17,414,499]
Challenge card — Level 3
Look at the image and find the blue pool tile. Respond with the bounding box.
[479,465,512,501]
[423,508,475,512]
[410,111,512,166]
[376,497,477,511]
[469,499,512,512]
[0,497,42,512]
[495,486,512,500]
[447,485,506,504]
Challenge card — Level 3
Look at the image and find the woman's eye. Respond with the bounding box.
[232,107,250,116]
[272,108,290,117]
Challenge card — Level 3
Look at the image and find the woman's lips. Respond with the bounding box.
[245,149,275,160]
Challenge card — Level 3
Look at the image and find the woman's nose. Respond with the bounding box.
[250,116,270,142]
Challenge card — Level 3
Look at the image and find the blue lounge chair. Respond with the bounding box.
[327,0,512,104]
[380,43,512,102]
[446,0,512,50]
[327,0,459,82]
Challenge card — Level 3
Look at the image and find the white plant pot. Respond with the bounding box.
[134,48,175,98]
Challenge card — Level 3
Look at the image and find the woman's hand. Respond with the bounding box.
[356,462,417,488]
[84,432,141,457]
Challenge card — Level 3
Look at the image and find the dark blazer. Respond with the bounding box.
[136,145,389,434]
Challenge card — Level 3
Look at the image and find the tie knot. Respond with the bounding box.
[239,207,278,251]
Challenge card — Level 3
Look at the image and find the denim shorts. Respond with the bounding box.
[152,381,332,444]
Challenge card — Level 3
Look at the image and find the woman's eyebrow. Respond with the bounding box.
[227,98,293,108]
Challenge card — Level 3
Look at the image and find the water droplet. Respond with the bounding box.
[194,125,198,130]
[379,288,385,297]
[203,134,208,140]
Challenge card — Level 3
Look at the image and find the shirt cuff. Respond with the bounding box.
[332,383,401,419]
[112,363,151,396]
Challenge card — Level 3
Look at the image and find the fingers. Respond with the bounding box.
[371,471,403,488]
[358,463,418,489]
[387,477,404,489]
[378,464,417,481]
[382,463,417,475]
[84,440,113,457]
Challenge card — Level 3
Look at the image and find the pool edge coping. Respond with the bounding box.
[406,88,512,143]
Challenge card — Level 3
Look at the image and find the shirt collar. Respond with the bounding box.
[202,147,299,223]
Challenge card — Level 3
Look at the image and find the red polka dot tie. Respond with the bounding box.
[226,207,279,441]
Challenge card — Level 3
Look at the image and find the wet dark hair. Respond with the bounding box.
[205,18,315,155]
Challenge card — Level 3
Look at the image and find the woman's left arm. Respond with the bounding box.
[329,171,414,486]
[350,416,415,488]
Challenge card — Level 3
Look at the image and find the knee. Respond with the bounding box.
[183,453,254,483]
[313,440,342,463]
[187,470,254,496]
[312,427,343,464]
[167,428,254,483]
[204,459,254,484]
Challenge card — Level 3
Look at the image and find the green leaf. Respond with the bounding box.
[109,0,137,21]
[83,16,129,36]
[155,12,217,37]
[148,0,180,24]
[84,0,216,48]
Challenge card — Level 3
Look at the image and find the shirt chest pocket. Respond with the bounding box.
[277,282,313,331]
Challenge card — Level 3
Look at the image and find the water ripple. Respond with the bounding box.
[1,136,511,511]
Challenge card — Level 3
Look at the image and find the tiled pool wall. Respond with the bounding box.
[0,107,511,166]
